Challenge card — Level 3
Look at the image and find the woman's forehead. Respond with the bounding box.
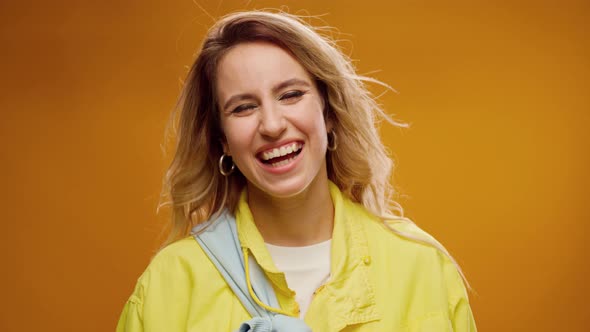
[215,42,312,95]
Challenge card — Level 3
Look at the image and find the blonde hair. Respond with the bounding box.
[160,10,469,287]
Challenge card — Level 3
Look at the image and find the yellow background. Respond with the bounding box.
[1,0,588,331]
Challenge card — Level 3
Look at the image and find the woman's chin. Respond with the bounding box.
[246,175,314,200]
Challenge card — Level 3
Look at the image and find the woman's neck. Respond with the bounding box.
[247,175,334,247]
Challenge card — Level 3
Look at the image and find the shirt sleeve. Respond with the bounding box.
[443,255,477,332]
[451,295,477,332]
[116,285,145,332]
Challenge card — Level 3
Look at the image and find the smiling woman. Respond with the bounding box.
[116,10,476,332]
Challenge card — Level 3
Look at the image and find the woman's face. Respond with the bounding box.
[216,42,330,199]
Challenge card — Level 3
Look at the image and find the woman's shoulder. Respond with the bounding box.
[355,206,451,269]
[364,213,471,302]
[151,236,202,263]
[118,237,230,330]
[368,217,441,257]
[341,197,434,246]
[133,236,211,288]
[339,197,445,268]
[382,217,439,245]
[366,216,475,329]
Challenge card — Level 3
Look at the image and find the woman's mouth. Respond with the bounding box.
[257,142,303,168]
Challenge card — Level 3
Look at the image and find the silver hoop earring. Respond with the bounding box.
[327,131,338,151]
[218,154,235,176]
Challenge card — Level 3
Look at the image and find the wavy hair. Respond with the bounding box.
[159,10,469,287]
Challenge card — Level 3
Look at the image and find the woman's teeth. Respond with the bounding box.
[261,142,302,161]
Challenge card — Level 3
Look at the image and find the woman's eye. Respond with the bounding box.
[232,104,257,114]
[280,90,305,101]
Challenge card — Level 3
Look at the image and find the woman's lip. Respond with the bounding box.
[256,145,304,174]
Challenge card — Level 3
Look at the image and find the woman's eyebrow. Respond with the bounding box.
[272,78,311,93]
[223,78,311,111]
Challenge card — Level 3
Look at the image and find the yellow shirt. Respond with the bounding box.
[117,183,476,331]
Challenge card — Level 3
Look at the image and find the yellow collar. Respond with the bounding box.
[235,182,380,327]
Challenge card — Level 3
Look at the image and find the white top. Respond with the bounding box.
[265,240,332,318]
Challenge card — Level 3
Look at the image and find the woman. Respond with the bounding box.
[117,10,476,331]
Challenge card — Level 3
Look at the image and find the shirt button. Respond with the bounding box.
[362,256,371,265]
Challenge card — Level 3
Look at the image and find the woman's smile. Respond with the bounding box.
[256,141,305,173]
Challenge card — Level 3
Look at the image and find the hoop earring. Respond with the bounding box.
[327,131,338,151]
[218,154,235,176]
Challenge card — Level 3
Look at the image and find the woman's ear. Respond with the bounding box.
[316,79,330,121]
[324,101,334,133]
[221,141,231,156]
[325,118,334,133]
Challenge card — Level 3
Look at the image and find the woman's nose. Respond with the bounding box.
[258,104,286,138]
